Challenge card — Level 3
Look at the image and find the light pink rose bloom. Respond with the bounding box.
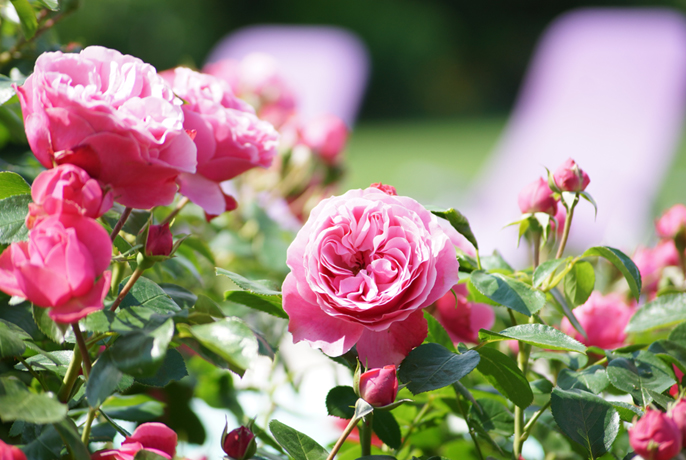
[518,177,558,215]
[0,211,111,323]
[28,164,113,225]
[633,240,679,295]
[434,283,495,344]
[124,422,177,459]
[560,291,636,350]
[669,398,686,446]
[282,187,460,367]
[656,204,686,239]
[300,114,348,165]
[553,158,590,192]
[160,67,278,216]
[359,365,399,407]
[629,409,682,460]
[16,46,197,209]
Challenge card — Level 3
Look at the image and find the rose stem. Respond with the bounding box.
[519,400,551,444]
[81,407,97,445]
[110,265,145,312]
[72,323,91,377]
[474,248,483,270]
[57,342,82,402]
[326,417,358,460]
[393,400,432,455]
[532,232,541,270]
[161,197,190,226]
[110,207,133,241]
[454,390,484,460]
[555,194,579,259]
[359,412,373,457]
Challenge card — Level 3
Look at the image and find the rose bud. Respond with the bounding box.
[300,114,348,165]
[221,426,257,460]
[0,440,27,460]
[656,204,686,240]
[123,422,178,459]
[629,409,682,460]
[553,158,590,192]
[517,177,558,216]
[359,365,399,408]
[145,223,174,257]
[670,398,686,445]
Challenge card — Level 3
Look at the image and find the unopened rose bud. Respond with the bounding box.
[146,223,173,257]
[370,183,397,196]
[553,158,590,192]
[629,409,682,460]
[123,422,178,459]
[656,204,686,240]
[300,114,348,164]
[0,440,27,460]
[222,426,257,460]
[359,365,399,408]
[518,177,558,216]
[670,398,686,446]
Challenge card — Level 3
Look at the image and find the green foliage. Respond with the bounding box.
[423,310,456,352]
[269,420,329,460]
[626,293,686,333]
[563,260,595,307]
[606,350,675,407]
[475,347,532,409]
[468,398,514,436]
[0,317,30,357]
[326,385,357,419]
[582,246,641,300]
[86,350,123,407]
[10,0,38,39]
[398,343,480,394]
[469,270,545,316]
[429,207,478,250]
[0,171,30,199]
[557,366,609,395]
[477,323,586,353]
[0,193,31,243]
[0,377,67,423]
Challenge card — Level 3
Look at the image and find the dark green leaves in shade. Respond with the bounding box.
[607,351,675,406]
[0,171,30,199]
[326,386,356,419]
[0,318,30,358]
[373,410,402,449]
[475,347,533,409]
[477,324,586,353]
[134,450,169,460]
[557,366,609,394]
[429,207,478,250]
[87,350,123,407]
[33,306,68,344]
[109,318,174,378]
[532,351,588,370]
[468,398,514,436]
[0,377,67,423]
[135,349,188,387]
[469,270,545,316]
[582,246,641,300]
[424,310,456,352]
[398,343,480,394]
[118,276,181,314]
[269,420,329,460]
[53,417,91,460]
[625,293,686,333]
[563,260,595,307]
[100,394,166,422]
[0,194,31,243]
[216,268,281,295]
[648,340,686,374]
[550,388,619,458]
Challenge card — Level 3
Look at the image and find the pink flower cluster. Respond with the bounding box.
[517,158,590,216]
[629,403,686,460]
[560,292,636,349]
[92,422,177,460]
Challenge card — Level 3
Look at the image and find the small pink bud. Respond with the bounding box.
[0,440,27,460]
[370,183,397,196]
[146,223,174,257]
[300,114,348,164]
[656,204,686,240]
[553,158,590,192]
[518,177,558,215]
[670,398,686,446]
[359,365,399,407]
[123,422,177,458]
[629,409,682,460]
[222,426,256,460]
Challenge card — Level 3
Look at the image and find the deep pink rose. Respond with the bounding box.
[123,422,177,458]
[28,164,113,223]
[434,283,495,344]
[300,114,348,165]
[560,292,636,350]
[91,443,171,460]
[0,212,112,323]
[629,409,682,460]
[282,187,460,367]
[160,67,278,216]
[656,204,686,239]
[16,46,197,209]
[517,177,558,215]
[145,223,173,257]
[553,158,590,192]
[633,240,679,295]
[221,426,256,460]
[359,365,399,407]
[670,398,686,446]
[0,440,26,460]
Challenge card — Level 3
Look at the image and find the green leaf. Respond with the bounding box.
[325,385,357,419]
[468,398,514,436]
[225,290,287,319]
[429,207,478,250]
[135,349,188,387]
[178,317,258,376]
[610,401,643,423]
[424,310,456,352]
[557,366,609,394]
[373,410,401,449]
[0,377,67,423]
[159,283,197,309]
[269,419,329,460]
[0,194,31,243]
[476,347,533,409]
[477,324,586,353]
[625,293,686,333]
[193,295,225,318]
[34,0,59,11]
[606,350,675,406]
[480,251,514,273]
[550,387,619,458]
[469,270,545,316]
[216,268,281,295]
[549,288,588,340]
[582,246,641,300]
[531,378,554,394]
[669,321,686,346]
[563,261,595,307]
[0,318,30,358]
[648,340,686,374]
[15,350,72,377]
[100,394,166,422]
[118,276,182,315]
[22,423,64,460]
[0,172,30,199]
[86,350,123,407]
[10,0,38,39]
[533,258,569,288]
[53,417,91,460]
[33,305,68,344]
[579,191,598,218]
[134,450,169,460]
[109,318,174,377]
[398,343,480,394]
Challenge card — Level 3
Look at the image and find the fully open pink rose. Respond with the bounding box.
[629,409,682,460]
[160,67,278,216]
[283,187,460,367]
[656,204,686,240]
[518,177,558,215]
[434,283,495,344]
[560,292,636,349]
[300,114,348,165]
[16,46,197,209]
[553,158,590,192]
[0,212,111,323]
[633,240,679,295]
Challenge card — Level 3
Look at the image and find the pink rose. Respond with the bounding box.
[553,158,590,192]
[28,164,113,223]
[145,223,173,257]
[633,240,679,295]
[124,422,177,459]
[300,114,348,165]
[16,46,197,209]
[91,443,170,460]
[629,409,682,460]
[656,204,686,240]
[0,440,26,460]
[221,426,256,460]
[669,398,686,446]
[282,187,460,367]
[560,292,636,350]
[434,283,495,344]
[0,211,112,323]
[160,67,278,216]
[359,365,399,407]
[517,177,558,215]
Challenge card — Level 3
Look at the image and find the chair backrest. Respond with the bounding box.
[205,25,370,127]
[465,8,686,265]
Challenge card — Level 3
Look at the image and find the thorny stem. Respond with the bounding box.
[326,417,358,460]
[161,197,190,226]
[110,265,145,312]
[57,345,82,403]
[81,408,97,445]
[72,323,91,377]
[555,194,579,259]
[360,412,373,457]
[109,207,132,241]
